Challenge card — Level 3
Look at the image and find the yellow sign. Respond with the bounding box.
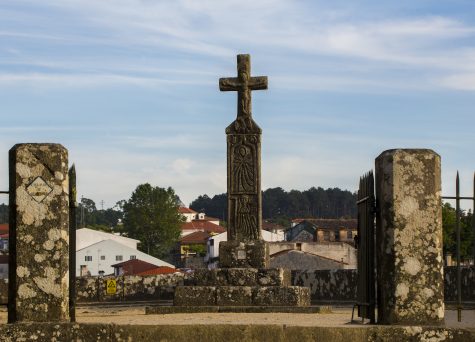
[106,279,117,295]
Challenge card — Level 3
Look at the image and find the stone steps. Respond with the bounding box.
[174,286,310,307]
[146,305,330,314]
[187,268,291,287]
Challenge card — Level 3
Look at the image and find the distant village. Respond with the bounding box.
[0,205,358,279]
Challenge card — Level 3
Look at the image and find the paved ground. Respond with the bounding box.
[1,306,473,328]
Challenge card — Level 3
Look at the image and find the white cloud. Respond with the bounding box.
[0,73,214,88]
[439,73,475,91]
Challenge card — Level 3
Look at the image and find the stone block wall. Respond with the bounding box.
[293,269,358,303]
[1,267,473,304]
[76,274,188,302]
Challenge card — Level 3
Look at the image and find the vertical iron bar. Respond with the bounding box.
[473,172,475,268]
[68,165,77,322]
[369,171,375,324]
[456,172,462,322]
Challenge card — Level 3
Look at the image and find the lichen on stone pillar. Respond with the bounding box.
[375,149,444,325]
[8,143,70,322]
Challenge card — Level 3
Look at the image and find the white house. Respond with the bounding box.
[205,230,284,269]
[76,238,174,276]
[76,228,139,251]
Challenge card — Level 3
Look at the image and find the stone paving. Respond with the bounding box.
[1,306,473,329]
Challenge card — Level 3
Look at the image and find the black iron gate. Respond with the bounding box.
[442,171,475,322]
[353,171,376,323]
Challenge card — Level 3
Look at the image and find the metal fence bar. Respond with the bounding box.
[68,164,77,322]
[441,171,475,322]
[456,172,462,322]
[354,171,375,323]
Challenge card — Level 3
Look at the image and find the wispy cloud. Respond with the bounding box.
[0,73,214,88]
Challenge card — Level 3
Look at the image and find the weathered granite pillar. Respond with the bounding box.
[375,149,444,325]
[8,143,70,322]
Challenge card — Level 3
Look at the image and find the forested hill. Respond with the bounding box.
[189,187,357,224]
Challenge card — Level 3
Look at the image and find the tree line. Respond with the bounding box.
[190,187,358,226]
[0,187,473,262]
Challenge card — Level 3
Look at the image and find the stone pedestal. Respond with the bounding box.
[174,268,310,307]
[8,143,70,322]
[219,240,269,268]
[375,149,444,325]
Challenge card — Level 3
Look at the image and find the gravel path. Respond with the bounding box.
[1,306,474,329]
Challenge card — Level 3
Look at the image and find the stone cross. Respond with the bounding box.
[219,54,267,119]
[219,54,269,268]
[9,144,70,322]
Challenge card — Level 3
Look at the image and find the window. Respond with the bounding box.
[348,230,353,239]
[130,255,136,260]
[100,255,106,260]
[209,239,214,246]
[85,256,92,262]
[116,255,123,261]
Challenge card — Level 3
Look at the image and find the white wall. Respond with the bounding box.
[76,239,174,276]
[268,242,357,267]
[76,228,139,251]
[206,230,284,268]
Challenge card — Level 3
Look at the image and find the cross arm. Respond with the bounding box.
[249,76,268,90]
[219,77,240,91]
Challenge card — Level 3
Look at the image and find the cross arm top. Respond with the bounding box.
[219,76,268,91]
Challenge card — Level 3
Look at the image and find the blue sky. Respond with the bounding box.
[0,0,474,210]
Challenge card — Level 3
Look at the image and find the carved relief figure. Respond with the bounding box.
[236,195,259,240]
[232,143,255,192]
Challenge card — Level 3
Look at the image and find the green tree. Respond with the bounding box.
[442,202,474,261]
[122,184,184,258]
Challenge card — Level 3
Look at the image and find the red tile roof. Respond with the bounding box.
[181,220,225,234]
[0,224,8,235]
[110,259,172,276]
[136,266,179,276]
[178,207,197,214]
[180,231,211,244]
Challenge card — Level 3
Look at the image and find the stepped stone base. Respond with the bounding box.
[146,305,331,314]
[188,268,291,287]
[174,286,310,307]
[219,240,269,268]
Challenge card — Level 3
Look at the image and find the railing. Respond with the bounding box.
[353,171,376,323]
[442,171,475,322]
[69,165,78,322]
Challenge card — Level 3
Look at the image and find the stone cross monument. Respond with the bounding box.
[169,55,310,309]
[219,54,269,268]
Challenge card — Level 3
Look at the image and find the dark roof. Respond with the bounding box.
[270,249,348,265]
[289,219,357,231]
[262,221,285,231]
[203,216,220,222]
[180,231,211,244]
